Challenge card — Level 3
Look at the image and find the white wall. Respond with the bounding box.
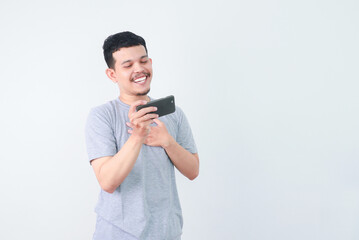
[0,0,358,239]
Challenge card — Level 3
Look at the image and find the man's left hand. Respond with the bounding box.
[127,118,173,148]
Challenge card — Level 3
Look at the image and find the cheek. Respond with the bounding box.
[145,63,153,73]
[119,71,132,80]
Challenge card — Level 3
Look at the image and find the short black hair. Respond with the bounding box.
[103,31,147,69]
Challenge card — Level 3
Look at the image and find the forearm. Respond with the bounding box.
[164,136,199,180]
[98,135,144,192]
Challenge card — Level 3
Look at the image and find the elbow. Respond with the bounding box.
[103,187,116,194]
[97,174,124,194]
[188,156,199,181]
[188,174,198,181]
[100,182,118,194]
[188,169,199,181]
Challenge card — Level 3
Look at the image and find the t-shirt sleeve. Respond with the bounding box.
[175,107,198,154]
[85,106,117,163]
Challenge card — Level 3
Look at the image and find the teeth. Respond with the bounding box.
[134,76,146,82]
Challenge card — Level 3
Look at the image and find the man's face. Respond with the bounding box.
[110,45,153,97]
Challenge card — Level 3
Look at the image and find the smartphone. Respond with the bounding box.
[136,95,176,117]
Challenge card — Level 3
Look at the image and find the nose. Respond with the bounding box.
[133,62,145,73]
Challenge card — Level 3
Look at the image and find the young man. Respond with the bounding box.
[85,31,199,240]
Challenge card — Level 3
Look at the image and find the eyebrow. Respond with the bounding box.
[121,55,148,65]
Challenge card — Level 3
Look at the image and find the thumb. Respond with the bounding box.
[153,118,162,125]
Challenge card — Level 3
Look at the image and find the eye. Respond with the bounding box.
[123,64,132,68]
[140,60,148,64]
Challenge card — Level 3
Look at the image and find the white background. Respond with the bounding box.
[0,0,358,239]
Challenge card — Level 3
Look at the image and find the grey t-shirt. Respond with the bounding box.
[85,97,197,240]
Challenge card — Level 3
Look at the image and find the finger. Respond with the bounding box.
[128,100,148,117]
[134,119,154,131]
[136,106,158,118]
[144,118,154,126]
[126,122,133,128]
[140,119,154,128]
[153,118,162,125]
[128,129,133,134]
[130,106,158,123]
[146,113,159,120]
[132,113,158,126]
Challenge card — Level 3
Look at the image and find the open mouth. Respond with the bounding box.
[133,76,146,84]
[133,73,150,85]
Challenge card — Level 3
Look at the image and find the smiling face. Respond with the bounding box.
[106,45,153,103]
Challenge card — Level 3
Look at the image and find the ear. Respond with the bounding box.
[105,68,118,83]
[149,58,152,64]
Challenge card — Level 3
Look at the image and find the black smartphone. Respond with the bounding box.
[136,95,175,117]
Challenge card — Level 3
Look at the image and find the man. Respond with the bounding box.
[85,31,199,240]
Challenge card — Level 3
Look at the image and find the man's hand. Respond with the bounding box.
[127,117,199,180]
[127,118,173,148]
[127,100,159,140]
[145,119,174,147]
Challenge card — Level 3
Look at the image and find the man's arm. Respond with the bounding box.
[91,134,145,193]
[163,139,199,180]
[91,100,158,194]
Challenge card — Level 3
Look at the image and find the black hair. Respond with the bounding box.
[103,31,148,69]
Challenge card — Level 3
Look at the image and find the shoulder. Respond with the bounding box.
[167,104,183,119]
[173,105,184,117]
[163,105,187,128]
[90,99,118,114]
[87,99,118,124]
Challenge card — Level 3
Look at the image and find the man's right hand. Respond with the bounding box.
[127,100,159,139]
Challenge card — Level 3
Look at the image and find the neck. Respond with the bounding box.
[119,94,150,105]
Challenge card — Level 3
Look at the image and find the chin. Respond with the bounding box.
[136,88,151,96]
